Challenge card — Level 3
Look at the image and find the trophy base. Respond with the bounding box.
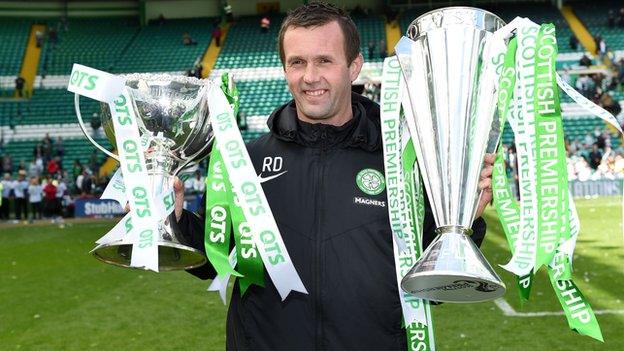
[401,271,505,303]
[92,241,207,271]
[401,225,506,303]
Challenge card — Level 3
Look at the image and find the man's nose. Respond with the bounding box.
[303,64,320,84]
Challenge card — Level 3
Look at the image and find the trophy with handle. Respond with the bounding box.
[397,7,507,302]
[74,73,216,271]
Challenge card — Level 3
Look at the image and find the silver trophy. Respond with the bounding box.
[74,74,216,271]
[397,7,506,302]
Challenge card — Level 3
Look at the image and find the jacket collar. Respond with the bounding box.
[267,93,381,151]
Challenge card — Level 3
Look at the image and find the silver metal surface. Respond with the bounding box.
[397,7,506,302]
[74,73,215,270]
[401,226,505,303]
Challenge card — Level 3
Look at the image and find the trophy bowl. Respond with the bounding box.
[75,73,215,271]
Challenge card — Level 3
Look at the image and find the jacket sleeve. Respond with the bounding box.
[172,197,217,280]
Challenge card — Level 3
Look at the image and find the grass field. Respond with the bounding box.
[1,197,623,350]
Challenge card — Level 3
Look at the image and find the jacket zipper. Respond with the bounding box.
[314,136,327,351]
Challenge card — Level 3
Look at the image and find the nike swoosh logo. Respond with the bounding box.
[258,170,288,183]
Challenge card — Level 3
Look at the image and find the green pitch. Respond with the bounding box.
[1,197,622,350]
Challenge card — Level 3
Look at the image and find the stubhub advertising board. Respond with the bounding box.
[74,195,202,218]
[75,199,125,218]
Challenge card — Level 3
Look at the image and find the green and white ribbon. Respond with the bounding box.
[500,22,540,277]
[69,64,159,271]
[228,185,265,295]
[490,19,606,341]
[204,147,241,279]
[381,56,435,351]
[207,84,307,299]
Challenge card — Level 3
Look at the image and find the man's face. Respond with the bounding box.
[283,21,363,126]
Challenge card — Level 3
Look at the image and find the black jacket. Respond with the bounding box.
[178,93,486,351]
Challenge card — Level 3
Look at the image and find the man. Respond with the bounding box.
[174,3,493,350]
[13,170,28,221]
[1,173,13,220]
[14,76,25,98]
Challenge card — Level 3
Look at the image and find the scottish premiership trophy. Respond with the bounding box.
[397,7,506,302]
[74,73,215,270]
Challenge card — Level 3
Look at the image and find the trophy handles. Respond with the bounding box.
[74,93,119,161]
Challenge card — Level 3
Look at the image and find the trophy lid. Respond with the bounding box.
[407,6,505,40]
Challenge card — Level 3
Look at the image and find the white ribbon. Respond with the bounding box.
[100,169,127,207]
[207,84,307,300]
[500,24,540,277]
[381,57,426,326]
[69,63,159,271]
[208,249,237,304]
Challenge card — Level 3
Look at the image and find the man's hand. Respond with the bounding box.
[475,153,495,218]
[173,177,185,222]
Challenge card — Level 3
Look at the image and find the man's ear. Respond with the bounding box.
[349,53,364,82]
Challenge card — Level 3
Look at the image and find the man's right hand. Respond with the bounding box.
[173,177,185,222]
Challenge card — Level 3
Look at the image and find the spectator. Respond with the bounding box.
[379,39,387,59]
[13,170,28,221]
[55,176,67,218]
[579,54,592,67]
[71,159,83,187]
[569,34,579,51]
[47,157,59,176]
[42,133,53,162]
[48,26,57,45]
[260,16,270,33]
[76,170,86,194]
[367,41,375,60]
[619,7,624,27]
[28,176,43,221]
[27,158,39,178]
[185,170,205,195]
[596,36,606,60]
[88,150,99,174]
[589,144,603,169]
[157,13,166,26]
[90,112,102,138]
[224,3,233,23]
[81,171,93,195]
[608,9,616,27]
[1,173,12,220]
[1,153,12,174]
[42,178,57,219]
[212,25,222,47]
[55,136,64,159]
[35,30,43,47]
[182,32,197,46]
[15,76,25,98]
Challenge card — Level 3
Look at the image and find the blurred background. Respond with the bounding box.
[1,0,623,350]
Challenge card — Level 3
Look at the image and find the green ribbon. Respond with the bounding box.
[204,146,241,278]
[533,23,566,272]
[229,187,265,295]
[221,72,240,116]
[493,23,603,341]
[492,37,533,302]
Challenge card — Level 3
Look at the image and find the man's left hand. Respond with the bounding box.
[475,153,495,218]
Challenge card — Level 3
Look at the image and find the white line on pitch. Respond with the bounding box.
[494,298,624,317]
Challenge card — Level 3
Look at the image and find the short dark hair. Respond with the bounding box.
[278,2,360,66]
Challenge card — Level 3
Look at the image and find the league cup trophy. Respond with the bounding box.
[397,7,507,302]
[74,73,215,270]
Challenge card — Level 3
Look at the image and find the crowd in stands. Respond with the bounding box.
[0,133,106,223]
[502,126,624,197]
